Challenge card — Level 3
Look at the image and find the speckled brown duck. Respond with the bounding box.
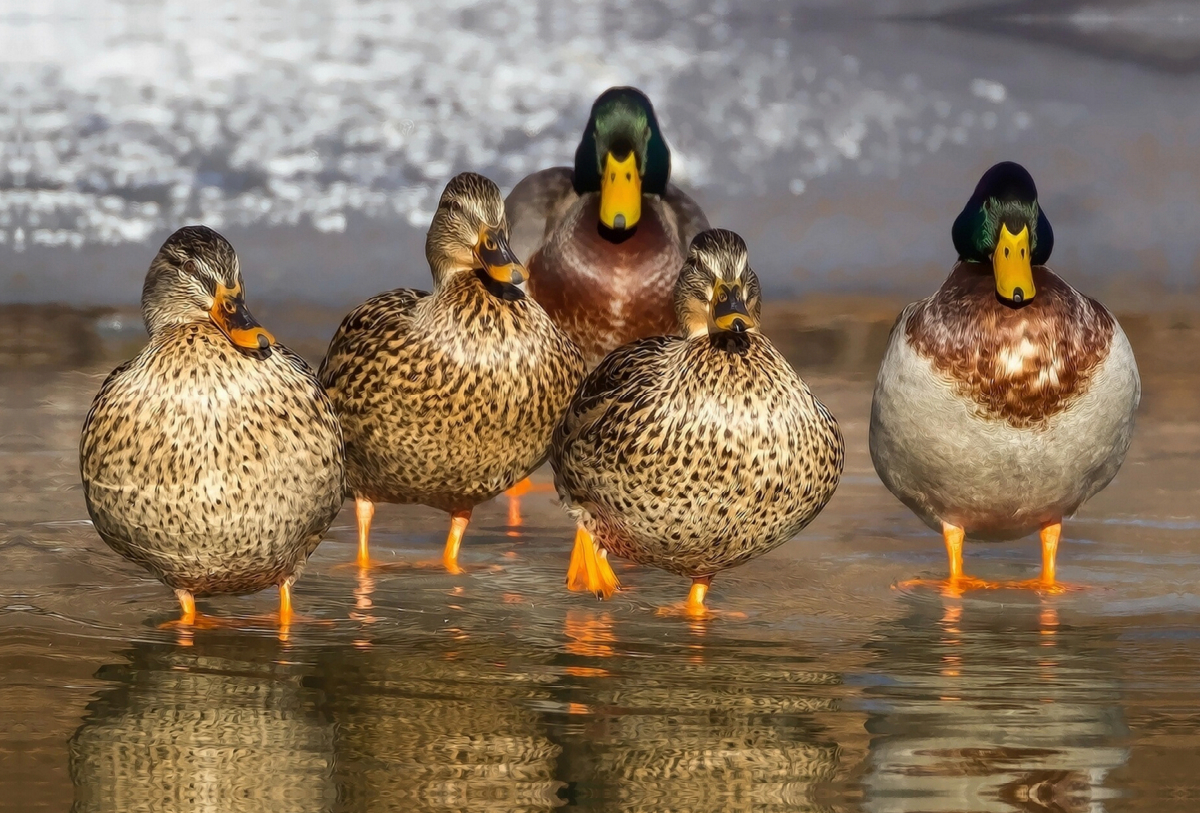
[505,86,710,365]
[319,172,585,572]
[550,228,844,615]
[870,161,1140,593]
[79,226,346,626]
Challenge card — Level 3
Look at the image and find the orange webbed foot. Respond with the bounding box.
[653,577,746,619]
[895,575,1007,597]
[565,526,620,599]
[1003,578,1085,596]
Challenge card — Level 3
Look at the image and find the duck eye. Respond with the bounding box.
[1021,248,1026,258]
[484,237,497,251]
[183,260,197,274]
[1004,247,1010,258]
[625,172,631,181]
[718,291,728,302]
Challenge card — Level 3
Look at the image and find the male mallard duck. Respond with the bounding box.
[319,172,585,572]
[506,86,710,365]
[551,229,844,614]
[79,226,346,626]
[870,162,1140,592]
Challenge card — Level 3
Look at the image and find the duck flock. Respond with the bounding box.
[78,86,1140,625]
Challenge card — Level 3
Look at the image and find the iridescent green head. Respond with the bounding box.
[572,87,671,231]
[951,161,1054,304]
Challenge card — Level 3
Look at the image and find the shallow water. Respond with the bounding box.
[5,307,1200,812]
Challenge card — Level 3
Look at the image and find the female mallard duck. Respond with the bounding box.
[870,162,1140,593]
[505,86,710,365]
[551,229,844,615]
[319,172,585,572]
[79,226,346,626]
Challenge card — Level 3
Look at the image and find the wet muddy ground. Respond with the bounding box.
[5,303,1200,812]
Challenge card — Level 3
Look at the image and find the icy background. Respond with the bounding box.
[3,0,1200,306]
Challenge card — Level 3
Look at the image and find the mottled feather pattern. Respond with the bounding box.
[80,323,346,595]
[906,263,1116,429]
[553,333,844,577]
[321,271,585,513]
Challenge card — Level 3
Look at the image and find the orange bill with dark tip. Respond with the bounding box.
[711,281,756,333]
[210,283,275,350]
[476,227,529,286]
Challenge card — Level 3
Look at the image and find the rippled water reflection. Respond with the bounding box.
[5,305,1200,812]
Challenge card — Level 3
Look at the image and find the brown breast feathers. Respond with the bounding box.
[906,263,1115,429]
[529,194,682,363]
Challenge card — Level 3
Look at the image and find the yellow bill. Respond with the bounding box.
[476,227,529,286]
[599,151,641,230]
[993,223,1035,303]
[210,283,275,350]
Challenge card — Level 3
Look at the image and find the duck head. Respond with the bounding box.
[952,161,1054,305]
[142,225,275,350]
[573,87,671,233]
[675,229,763,339]
[427,172,528,290]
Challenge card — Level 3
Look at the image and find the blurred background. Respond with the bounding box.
[5,0,1200,317]
[6,3,1200,812]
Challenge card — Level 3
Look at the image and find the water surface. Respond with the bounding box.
[5,306,1200,812]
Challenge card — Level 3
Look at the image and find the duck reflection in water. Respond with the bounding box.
[550,610,848,813]
[861,596,1128,813]
[312,633,564,812]
[68,635,335,812]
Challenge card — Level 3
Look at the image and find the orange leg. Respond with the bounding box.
[276,579,295,643]
[279,579,294,625]
[1010,522,1078,594]
[897,522,1002,594]
[945,522,965,579]
[565,525,620,598]
[1040,522,1060,586]
[686,576,711,615]
[443,509,471,575]
[656,575,747,619]
[505,477,556,527]
[176,589,196,625]
[355,497,375,568]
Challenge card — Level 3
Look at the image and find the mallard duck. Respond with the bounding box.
[79,226,346,626]
[505,86,710,365]
[550,229,845,614]
[319,172,585,572]
[870,161,1140,592]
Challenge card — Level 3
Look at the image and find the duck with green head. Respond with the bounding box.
[870,161,1140,594]
[506,86,709,365]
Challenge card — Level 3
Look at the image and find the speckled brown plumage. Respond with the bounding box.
[551,229,844,593]
[79,226,345,600]
[906,262,1116,429]
[321,272,584,512]
[319,173,585,558]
